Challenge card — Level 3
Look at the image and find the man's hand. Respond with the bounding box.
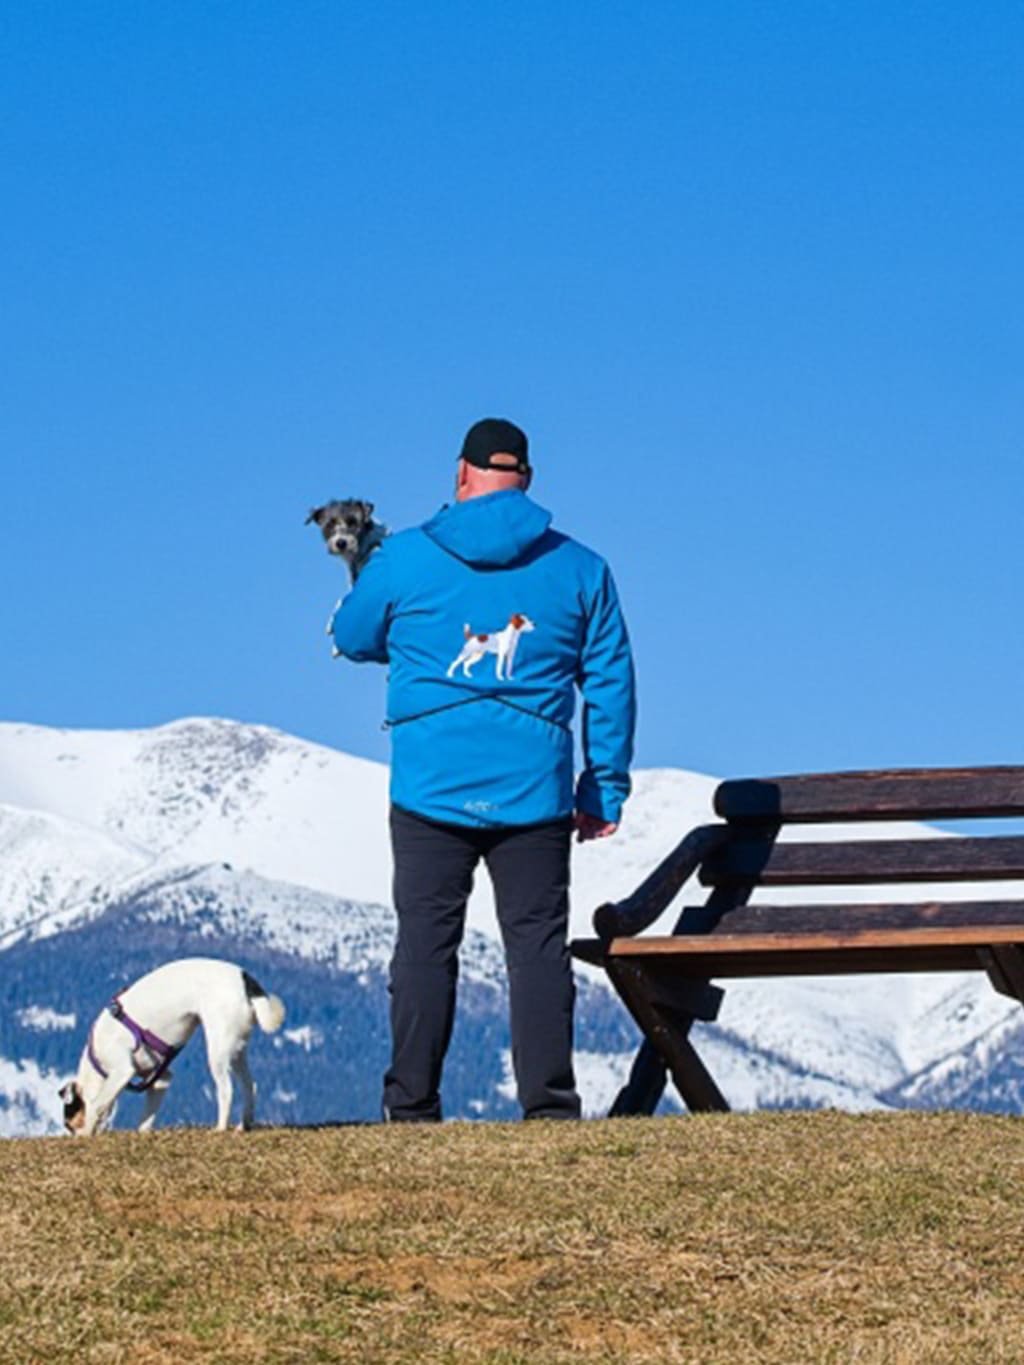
[573,811,619,843]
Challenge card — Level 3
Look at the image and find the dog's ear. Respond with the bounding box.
[305,506,325,527]
[360,501,375,520]
[60,1081,85,1129]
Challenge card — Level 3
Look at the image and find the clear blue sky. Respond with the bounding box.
[2,2,1022,780]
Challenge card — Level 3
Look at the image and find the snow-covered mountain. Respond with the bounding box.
[2,717,1023,1137]
[0,717,719,945]
[0,801,146,946]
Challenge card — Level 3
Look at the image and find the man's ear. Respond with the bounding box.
[522,468,533,492]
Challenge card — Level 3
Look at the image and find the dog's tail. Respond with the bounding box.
[242,969,286,1034]
[463,622,472,638]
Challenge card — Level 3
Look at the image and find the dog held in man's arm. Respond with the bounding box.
[306,497,390,657]
[305,498,389,583]
[59,959,286,1136]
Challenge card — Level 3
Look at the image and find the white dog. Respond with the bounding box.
[446,613,536,680]
[60,958,285,1136]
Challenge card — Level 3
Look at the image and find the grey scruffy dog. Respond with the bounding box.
[306,499,389,583]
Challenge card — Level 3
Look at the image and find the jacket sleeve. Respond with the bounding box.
[329,545,393,664]
[575,562,637,823]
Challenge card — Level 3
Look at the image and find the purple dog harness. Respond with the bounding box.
[87,995,181,1093]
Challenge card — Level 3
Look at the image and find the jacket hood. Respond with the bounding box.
[422,490,553,568]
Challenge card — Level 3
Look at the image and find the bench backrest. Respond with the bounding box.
[699,766,1024,934]
[708,766,1024,886]
[593,766,1024,941]
[713,768,1024,825]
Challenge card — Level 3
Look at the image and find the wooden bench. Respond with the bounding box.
[571,766,1024,1116]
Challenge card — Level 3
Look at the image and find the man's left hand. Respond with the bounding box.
[573,811,619,843]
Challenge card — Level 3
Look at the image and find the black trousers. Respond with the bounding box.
[383,804,581,1122]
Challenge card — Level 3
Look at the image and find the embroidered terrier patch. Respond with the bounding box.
[446,614,536,680]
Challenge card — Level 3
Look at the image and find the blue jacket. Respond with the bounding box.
[330,489,636,828]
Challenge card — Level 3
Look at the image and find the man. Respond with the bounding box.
[331,417,636,1121]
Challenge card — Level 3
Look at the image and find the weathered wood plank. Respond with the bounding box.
[592,824,731,940]
[700,835,1024,887]
[605,959,730,1113]
[715,767,1024,824]
[690,899,1024,937]
[606,925,1024,978]
[610,945,990,977]
[610,925,1024,955]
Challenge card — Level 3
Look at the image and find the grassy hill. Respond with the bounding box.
[3,1112,1024,1363]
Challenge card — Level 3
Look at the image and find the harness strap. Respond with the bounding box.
[86,996,181,1093]
[86,1024,108,1080]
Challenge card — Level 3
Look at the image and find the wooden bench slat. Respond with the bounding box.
[603,925,1024,979]
[700,835,1024,887]
[604,944,990,978]
[682,899,1024,936]
[715,767,1024,823]
[608,924,1024,955]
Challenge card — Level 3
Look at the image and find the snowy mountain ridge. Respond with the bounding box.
[3,716,1024,1136]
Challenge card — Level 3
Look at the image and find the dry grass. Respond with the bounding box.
[3,1112,1024,1362]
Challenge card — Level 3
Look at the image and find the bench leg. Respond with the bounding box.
[606,959,730,1115]
[609,1038,668,1117]
[603,881,756,1117]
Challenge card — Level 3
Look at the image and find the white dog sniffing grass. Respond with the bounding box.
[60,958,285,1136]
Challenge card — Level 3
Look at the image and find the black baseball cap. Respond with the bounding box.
[458,418,530,474]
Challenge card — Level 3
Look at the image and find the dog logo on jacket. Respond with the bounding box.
[446,613,535,680]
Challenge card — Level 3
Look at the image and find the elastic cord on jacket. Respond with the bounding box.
[383,693,571,734]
